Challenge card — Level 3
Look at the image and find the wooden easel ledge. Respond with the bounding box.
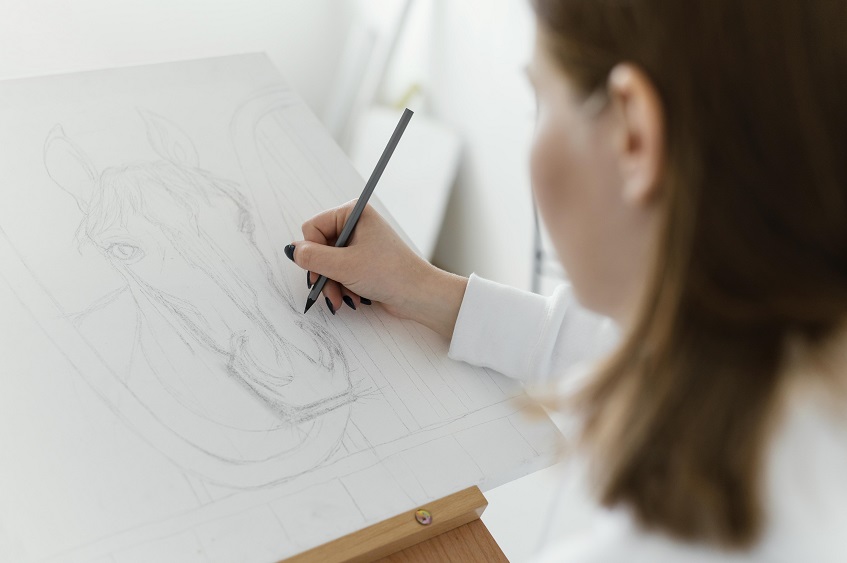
[284,485,506,563]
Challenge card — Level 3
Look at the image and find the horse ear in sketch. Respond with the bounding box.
[138,108,200,168]
[43,124,98,214]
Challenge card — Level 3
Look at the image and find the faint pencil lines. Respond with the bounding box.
[41,96,357,487]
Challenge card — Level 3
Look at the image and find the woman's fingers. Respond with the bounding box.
[290,240,350,284]
[290,203,434,322]
[305,269,363,313]
[301,200,355,245]
[340,286,361,310]
[321,279,344,315]
[307,270,318,289]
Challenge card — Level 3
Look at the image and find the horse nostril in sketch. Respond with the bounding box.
[228,330,295,390]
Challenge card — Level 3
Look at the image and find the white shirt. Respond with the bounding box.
[448,274,847,562]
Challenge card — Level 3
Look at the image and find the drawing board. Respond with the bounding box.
[0,54,561,563]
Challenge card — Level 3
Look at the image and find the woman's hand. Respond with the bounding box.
[286,201,468,339]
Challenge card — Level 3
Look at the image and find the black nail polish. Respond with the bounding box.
[307,271,313,289]
[360,298,372,305]
[325,296,336,315]
[284,244,295,262]
[343,296,356,310]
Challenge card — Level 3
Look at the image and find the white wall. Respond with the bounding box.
[427,0,538,290]
[0,0,354,115]
[347,0,539,290]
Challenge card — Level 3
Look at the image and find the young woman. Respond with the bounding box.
[284,1,847,560]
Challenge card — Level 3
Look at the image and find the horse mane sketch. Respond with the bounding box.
[42,99,358,489]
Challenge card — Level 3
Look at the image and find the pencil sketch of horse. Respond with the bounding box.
[43,101,356,488]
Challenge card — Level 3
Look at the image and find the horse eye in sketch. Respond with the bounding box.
[238,208,255,235]
[106,242,145,264]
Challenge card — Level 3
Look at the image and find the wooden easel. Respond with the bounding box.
[284,486,507,562]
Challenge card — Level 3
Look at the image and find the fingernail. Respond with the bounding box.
[360,298,372,305]
[325,296,336,315]
[307,271,313,289]
[284,244,295,262]
[343,296,356,310]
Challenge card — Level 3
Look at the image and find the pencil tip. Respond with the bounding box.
[304,298,315,314]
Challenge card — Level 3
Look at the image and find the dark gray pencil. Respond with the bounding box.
[304,107,414,314]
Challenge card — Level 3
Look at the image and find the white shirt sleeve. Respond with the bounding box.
[447,273,618,384]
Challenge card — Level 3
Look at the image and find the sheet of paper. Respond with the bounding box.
[0,54,561,563]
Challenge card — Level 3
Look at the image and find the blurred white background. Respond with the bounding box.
[1,0,565,559]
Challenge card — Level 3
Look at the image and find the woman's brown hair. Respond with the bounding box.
[532,0,847,548]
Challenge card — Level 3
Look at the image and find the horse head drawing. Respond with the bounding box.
[43,105,355,487]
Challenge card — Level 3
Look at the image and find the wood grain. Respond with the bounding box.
[376,518,508,562]
[283,486,505,563]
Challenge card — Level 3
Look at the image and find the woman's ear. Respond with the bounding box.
[607,63,665,205]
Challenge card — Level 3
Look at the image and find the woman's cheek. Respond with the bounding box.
[530,125,558,205]
[531,119,574,220]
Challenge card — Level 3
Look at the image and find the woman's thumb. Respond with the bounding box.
[285,241,348,281]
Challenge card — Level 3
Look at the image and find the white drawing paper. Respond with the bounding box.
[0,54,561,563]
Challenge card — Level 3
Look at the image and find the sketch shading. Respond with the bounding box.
[43,106,356,488]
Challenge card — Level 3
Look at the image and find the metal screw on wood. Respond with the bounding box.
[414,509,432,525]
